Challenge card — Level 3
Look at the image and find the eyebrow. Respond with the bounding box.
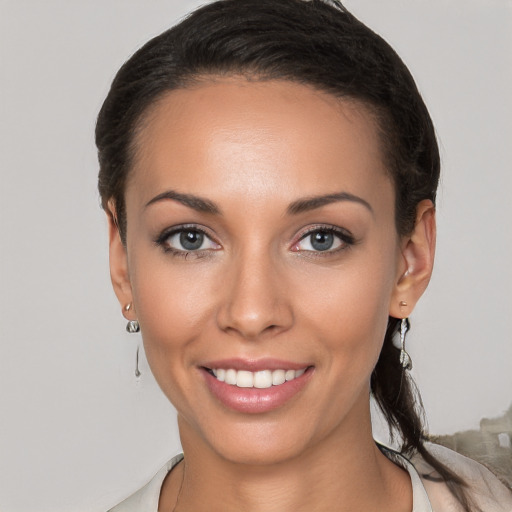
[144,189,373,217]
[287,192,373,215]
[145,190,221,214]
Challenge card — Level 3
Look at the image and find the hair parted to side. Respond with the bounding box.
[96,1,476,509]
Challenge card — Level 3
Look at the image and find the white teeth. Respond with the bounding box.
[272,369,286,386]
[236,370,254,388]
[211,368,307,388]
[285,369,295,381]
[225,369,237,385]
[254,370,272,389]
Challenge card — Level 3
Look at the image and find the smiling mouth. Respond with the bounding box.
[205,368,309,389]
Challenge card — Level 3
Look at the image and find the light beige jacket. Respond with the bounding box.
[108,443,512,511]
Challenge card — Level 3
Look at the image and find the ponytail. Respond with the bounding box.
[371,317,479,511]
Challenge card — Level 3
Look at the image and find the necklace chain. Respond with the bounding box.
[171,460,186,512]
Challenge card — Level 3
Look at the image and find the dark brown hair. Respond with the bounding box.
[96,1,475,508]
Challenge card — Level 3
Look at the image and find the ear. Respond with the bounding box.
[389,199,436,318]
[107,202,136,321]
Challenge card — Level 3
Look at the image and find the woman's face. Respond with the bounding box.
[113,79,418,464]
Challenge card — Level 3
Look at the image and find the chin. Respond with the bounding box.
[179,407,339,467]
[210,430,315,466]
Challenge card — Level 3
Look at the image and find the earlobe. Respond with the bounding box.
[389,199,436,318]
[107,204,135,320]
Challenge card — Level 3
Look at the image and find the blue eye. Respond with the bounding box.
[294,228,353,253]
[178,230,206,250]
[158,227,219,253]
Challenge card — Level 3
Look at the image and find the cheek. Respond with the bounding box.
[129,252,219,386]
[294,251,396,372]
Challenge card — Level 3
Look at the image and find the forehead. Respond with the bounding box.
[128,78,392,211]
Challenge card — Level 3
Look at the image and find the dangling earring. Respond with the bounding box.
[126,320,140,333]
[399,318,412,370]
[124,303,141,376]
[134,345,141,378]
[124,303,140,333]
[126,320,141,377]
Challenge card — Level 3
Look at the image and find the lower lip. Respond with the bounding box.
[202,368,313,414]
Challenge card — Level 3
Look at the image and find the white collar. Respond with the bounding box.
[379,445,433,512]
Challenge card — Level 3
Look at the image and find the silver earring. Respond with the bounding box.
[126,320,140,333]
[399,318,412,371]
[124,304,140,333]
[135,344,141,378]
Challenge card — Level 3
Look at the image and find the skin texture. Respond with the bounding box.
[108,78,436,511]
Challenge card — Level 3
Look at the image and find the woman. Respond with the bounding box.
[96,0,512,510]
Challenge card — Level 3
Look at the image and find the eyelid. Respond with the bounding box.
[291,224,356,252]
[155,224,221,252]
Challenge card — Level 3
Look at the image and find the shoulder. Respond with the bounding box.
[108,454,183,512]
[411,442,512,512]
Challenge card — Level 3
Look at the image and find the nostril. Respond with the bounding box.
[216,290,294,339]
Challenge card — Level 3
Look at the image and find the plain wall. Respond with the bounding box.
[0,1,510,510]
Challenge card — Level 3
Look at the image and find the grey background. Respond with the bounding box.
[1,1,511,511]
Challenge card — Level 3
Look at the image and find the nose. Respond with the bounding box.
[216,250,294,340]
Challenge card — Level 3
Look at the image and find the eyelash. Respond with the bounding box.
[292,225,356,256]
[154,224,356,259]
[154,225,220,259]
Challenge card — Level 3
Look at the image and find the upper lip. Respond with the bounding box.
[200,358,312,372]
